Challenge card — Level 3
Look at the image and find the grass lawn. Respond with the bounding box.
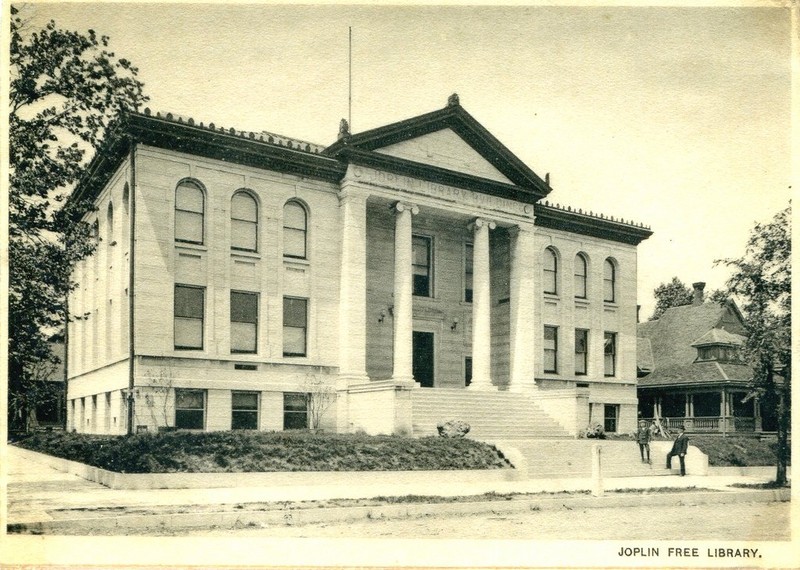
[13,430,512,474]
[689,435,786,467]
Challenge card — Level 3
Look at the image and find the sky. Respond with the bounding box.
[17,3,792,319]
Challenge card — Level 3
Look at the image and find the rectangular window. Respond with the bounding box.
[175,389,205,429]
[604,332,617,376]
[412,235,432,297]
[575,329,588,376]
[283,392,308,430]
[604,404,618,433]
[231,291,258,354]
[544,326,558,373]
[464,357,473,387]
[231,391,259,430]
[174,285,204,350]
[283,297,307,356]
[464,243,473,303]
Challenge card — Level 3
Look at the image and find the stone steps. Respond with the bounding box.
[495,439,678,479]
[411,389,572,440]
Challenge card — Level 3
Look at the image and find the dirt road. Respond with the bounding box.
[174,501,788,540]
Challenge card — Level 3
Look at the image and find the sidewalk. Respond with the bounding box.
[5,444,789,531]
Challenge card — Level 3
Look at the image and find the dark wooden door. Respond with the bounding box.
[413,331,434,388]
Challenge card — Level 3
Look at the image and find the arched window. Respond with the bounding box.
[106,203,114,245]
[122,183,130,216]
[543,247,558,295]
[175,180,205,244]
[574,253,588,299]
[604,259,616,303]
[283,201,307,259]
[231,191,258,252]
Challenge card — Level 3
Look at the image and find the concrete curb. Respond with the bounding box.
[10,445,523,490]
[7,488,790,535]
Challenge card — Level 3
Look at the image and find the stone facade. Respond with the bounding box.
[66,99,650,437]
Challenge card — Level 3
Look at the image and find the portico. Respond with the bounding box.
[337,163,539,393]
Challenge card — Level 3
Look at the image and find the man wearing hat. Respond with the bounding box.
[636,419,651,464]
[666,426,689,476]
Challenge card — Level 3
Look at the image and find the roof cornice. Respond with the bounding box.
[71,111,346,205]
[534,202,653,245]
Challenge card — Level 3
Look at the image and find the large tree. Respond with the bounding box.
[716,205,791,484]
[8,7,147,432]
[649,277,693,320]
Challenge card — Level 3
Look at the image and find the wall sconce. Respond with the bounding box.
[378,310,386,323]
[451,318,459,331]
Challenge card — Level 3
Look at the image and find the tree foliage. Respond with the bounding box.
[649,277,693,320]
[8,6,148,432]
[716,204,791,484]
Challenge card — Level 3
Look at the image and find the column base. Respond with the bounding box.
[336,372,370,390]
[392,376,419,389]
[467,383,497,392]
[508,379,538,392]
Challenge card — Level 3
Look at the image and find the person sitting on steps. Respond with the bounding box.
[666,426,689,476]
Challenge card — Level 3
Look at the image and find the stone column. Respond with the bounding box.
[337,188,369,383]
[469,218,495,390]
[392,202,418,384]
[508,224,537,391]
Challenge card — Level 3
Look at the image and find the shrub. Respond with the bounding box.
[12,430,512,473]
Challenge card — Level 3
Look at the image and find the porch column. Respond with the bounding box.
[508,224,537,391]
[337,188,369,383]
[392,202,418,384]
[469,218,495,390]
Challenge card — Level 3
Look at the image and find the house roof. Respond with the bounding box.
[637,337,655,373]
[637,300,752,388]
[638,361,752,388]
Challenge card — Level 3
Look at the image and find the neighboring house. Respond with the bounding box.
[636,282,773,434]
[65,95,652,438]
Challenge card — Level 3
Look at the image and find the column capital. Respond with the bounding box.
[470,218,496,231]
[393,202,419,215]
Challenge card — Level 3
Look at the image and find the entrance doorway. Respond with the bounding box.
[413,331,434,388]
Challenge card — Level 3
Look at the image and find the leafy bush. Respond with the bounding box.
[580,424,606,439]
[13,431,512,474]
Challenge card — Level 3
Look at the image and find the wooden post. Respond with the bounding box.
[592,444,604,497]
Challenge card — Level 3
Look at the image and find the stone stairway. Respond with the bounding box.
[411,389,573,440]
[493,439,676,479]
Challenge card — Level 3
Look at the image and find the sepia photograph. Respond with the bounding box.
[2,2,795,568]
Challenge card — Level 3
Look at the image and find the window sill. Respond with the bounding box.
[232,250,261,261]
[176,242,207,251]
[284,257,310,267]
[574,298,590,307]
[544,293,560,302]
[603,301,619,309]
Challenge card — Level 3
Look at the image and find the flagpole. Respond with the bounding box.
[348,26,352,131]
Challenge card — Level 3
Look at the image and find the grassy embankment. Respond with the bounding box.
[14,430,512,474]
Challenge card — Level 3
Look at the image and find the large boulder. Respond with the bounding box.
[437,420,471,438]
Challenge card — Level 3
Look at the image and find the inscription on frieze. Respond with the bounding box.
[350,166,532,216]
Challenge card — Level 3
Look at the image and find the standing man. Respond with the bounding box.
[666,426,689,476]
[636,419,651,464]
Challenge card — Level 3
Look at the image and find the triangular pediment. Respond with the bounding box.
[374,128,513,184]
[325,99,551,199]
